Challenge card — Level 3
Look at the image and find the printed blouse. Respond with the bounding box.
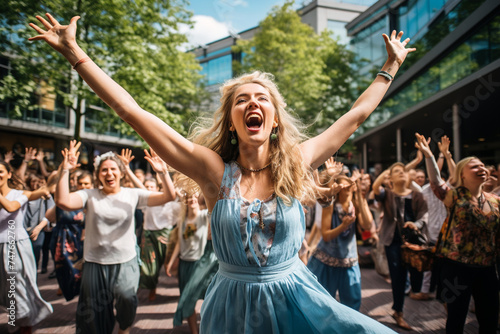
[218,161,277,267]
[433,184,500,266]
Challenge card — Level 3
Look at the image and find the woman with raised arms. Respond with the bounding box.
[29,13,415,333]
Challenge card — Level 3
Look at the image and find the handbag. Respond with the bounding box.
[400,226,433,272]
[400,244,434,272]
[401,198,456,273]
[401,226,428,246]
[395,195,432,272]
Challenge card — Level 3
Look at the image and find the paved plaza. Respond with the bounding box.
[1,259,483,333]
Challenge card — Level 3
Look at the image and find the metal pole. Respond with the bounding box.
[452,103,461,161]
[396,128,402,162]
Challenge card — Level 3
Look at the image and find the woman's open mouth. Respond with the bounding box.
[245,112,263,132]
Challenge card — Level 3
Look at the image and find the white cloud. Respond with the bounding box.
[180,15,231,50]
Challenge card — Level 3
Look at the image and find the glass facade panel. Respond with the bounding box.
[407,3,418,37]
[377,12,500,121]
[200,54,233,86]
[429,0,445,13]
[469,26,490,69]
[398,0,441,40]
[417,0,430,32]
[399,0,487,73]
[327,20,350,45]
[490,16,500,61]
[197,47,232,60]
[351,17,389,67]
[371,26,386,64]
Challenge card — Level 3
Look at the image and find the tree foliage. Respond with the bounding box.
[233,1,357,138]
[1,0,204,140]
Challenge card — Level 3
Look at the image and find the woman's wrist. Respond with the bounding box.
[63,43,88,67]
[421,151,433,158]
[381,58,399,77]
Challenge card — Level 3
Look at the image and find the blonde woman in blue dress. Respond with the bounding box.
[29,13,415,333]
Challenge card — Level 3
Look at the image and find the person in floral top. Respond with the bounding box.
[416,133,500,334]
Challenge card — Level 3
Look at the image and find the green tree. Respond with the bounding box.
[233,1,356,139]
[1,0,204,141]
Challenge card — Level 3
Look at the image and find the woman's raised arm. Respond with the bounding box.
[28,14,224,206]
[55,142,84,211]
[301,31,416,169]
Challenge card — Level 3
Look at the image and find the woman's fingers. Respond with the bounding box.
[45,13,60,26]
[35,14,54,30]
[382,33,389,44]
[28,22,46,35]
[69,16,81,26]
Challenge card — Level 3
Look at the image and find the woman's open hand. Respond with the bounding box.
[325,157,343,177]
[382,30,416,67]
[438,135,451,155]
[28,13,79,56]
[118,148,135,167]
[61,146,80,171]
[415,133,433,158]
[145,148,168,174]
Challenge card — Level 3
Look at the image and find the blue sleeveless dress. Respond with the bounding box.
[200,162,395,333]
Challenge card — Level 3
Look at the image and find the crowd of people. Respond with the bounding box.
[0,140,221,334]
[2,132,500,333]
[0,12,499,334]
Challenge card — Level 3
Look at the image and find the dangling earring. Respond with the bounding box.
[231,131,237,145]
[271,127,278,141]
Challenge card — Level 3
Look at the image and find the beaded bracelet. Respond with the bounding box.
[377,70,394,81]
[73,57,91,70]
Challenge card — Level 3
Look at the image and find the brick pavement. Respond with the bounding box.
[1,262,483,333]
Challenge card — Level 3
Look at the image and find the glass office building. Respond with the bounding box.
[0,52,141,160]
[191,0,374,111]
[347,0,500,168]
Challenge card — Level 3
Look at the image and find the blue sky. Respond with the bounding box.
[182,0,303,47]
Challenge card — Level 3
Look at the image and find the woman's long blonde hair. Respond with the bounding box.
[190,71,315,205]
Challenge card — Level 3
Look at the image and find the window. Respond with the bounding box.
[398,0,447,39]
[327,20,350,45]
[200,54,233,86]
[350,17,389,67]
[377,13,500,121]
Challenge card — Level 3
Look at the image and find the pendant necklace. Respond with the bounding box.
[477,193,484,211]
[235,160,271,229]
[236,160,270,200]
[235,160,271,173]
[258,207,265,229]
